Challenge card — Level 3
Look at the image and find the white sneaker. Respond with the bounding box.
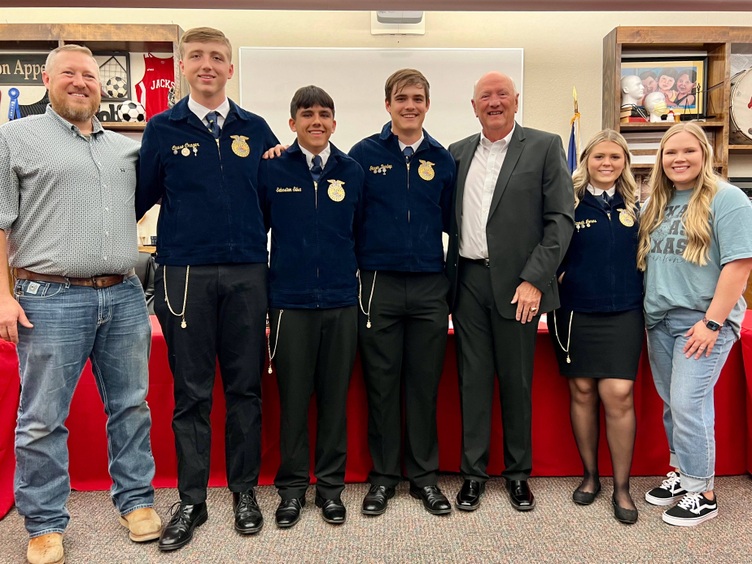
[645,471,687,506]
[662,492,718,527]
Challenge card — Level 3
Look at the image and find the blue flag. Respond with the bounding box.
[568,87,580,173]
[567,120,577,173]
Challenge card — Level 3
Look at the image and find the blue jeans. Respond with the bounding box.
[14,274,155,537]
[646,308,736,493]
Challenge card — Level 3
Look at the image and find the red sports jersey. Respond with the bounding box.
[135,53,175,120]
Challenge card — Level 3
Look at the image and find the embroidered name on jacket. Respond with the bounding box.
[369,164,393,175]
[575,219,597,232]
[276,186,303,193]
[172,142,199,156]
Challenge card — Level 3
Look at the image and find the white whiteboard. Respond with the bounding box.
[238,47,524,151]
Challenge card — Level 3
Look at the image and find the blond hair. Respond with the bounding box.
[45,44,97,77]
[636,122,717,270]
[179,27,232,62]
[571,129,638,222]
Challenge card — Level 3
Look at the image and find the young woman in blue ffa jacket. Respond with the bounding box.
[260,86,364,529]
[547,129,643,525]
[348,69,456,517]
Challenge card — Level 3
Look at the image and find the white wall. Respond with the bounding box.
[4,8,752,174]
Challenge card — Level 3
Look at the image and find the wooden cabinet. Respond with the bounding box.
[602,26,752,178]
[0,23,184,131]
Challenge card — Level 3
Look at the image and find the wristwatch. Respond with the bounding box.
[703,317,722,331]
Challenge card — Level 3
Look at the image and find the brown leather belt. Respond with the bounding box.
[14,267,126,289]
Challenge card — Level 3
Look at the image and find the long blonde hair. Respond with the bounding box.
[637,122,717,271]
[571,129,638,221]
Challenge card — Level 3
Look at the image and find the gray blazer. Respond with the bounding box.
[446,124,575,318]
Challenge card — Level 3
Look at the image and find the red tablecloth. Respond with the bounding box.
[0,340,19,521]
[1,315,750,519]
[739,310,752,473]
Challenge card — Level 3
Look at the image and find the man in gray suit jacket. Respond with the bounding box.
[446,71,574,513]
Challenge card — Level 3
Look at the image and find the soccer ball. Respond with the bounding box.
[105,76,128,99]
[117,100,146,123]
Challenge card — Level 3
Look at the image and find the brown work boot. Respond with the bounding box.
[26,532,64,564]
[118,507,162,542]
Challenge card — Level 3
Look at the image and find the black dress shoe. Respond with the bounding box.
[315,494,346,525]
[506,479,536,511]
[409,485,452,515]
[275,497,305,528]
[233,489,263,534]
[456,479,485,511]
[361,484,395,516]
[612,496,639,524]
[158,501,208,551]
[572,481,602,506]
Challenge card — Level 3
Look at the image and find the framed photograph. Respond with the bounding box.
[621,57,707,116]
[94,51,132,103]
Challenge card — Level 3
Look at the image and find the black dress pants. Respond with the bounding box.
[358,270,449,488]
[270,306,357,500]
[154,263,267,504]
[453,260,538,482]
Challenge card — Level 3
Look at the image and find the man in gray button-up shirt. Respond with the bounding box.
[0,44,161,564]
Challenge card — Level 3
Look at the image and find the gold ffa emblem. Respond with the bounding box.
[181,147,191,157]
[231,135,250,157]
[327,179,346,202]
[418,160,435,181]
[618,210,634,227]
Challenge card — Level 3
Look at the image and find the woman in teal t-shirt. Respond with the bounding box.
[637,122,752,527]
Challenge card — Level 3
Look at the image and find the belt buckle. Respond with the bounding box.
[481,258,490,267]
[90,275,111,288]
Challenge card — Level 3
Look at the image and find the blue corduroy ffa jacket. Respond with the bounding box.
[557,191,643,313]
[136,97,279,266]
[349,123,455,273]
[260,141,364,309]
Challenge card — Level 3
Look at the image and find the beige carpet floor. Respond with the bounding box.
[1,475,751,563]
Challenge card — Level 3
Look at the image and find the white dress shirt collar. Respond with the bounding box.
[188,96,231,127]
[586,184,616,198]
[299,144,331,169]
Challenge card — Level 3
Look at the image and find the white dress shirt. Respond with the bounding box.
[459,125,516,260]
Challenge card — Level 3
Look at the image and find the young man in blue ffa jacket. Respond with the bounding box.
[349,69,456,516]
[136,27,280,551]
[260,85,364,529]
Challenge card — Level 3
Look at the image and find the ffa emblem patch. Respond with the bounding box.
[231,135,250,157]
[418,160,435,181]
[328,179,346,202]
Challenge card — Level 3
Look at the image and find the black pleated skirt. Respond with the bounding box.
[546,308,644,380]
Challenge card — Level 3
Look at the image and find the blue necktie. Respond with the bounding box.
[311,155,323,183]
[206,111,221,139]
[600,192,613,210]
[403,146,414,163]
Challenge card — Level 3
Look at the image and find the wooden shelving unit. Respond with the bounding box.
[603,26,752,178]
[0,23,184,131]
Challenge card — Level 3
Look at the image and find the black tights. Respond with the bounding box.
[569,377,636,510]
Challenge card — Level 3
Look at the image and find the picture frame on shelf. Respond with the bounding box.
[621,57,707,117]
[95,51,132,103]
